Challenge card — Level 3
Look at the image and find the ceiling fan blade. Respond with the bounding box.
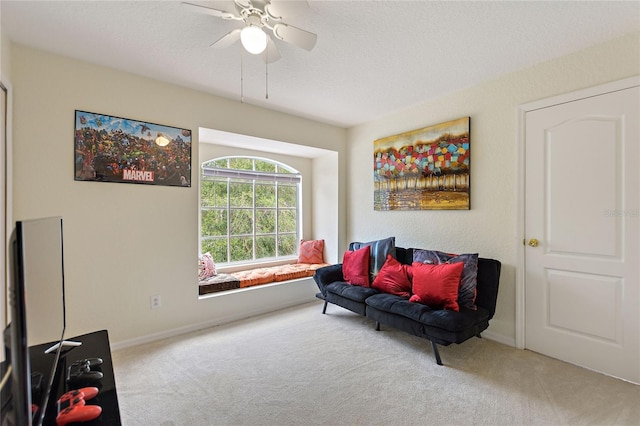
[272,23,317,51]
[234,0,252,8]
[210,28,242,48]
[262,37,281,63]
[182,1,239,20]
[266,0,309,20]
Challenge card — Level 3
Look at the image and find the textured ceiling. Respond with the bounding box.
[1,1,639,127]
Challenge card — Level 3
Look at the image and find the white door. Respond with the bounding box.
[524,84,639,383]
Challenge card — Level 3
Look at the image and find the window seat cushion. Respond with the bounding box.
[232,268,278,288]
[274,264,310,282]
[274,263,330,281]
[199,273,241,295]
[233,263,330,287]
[199,263,331,294]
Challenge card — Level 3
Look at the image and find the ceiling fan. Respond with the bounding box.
[182,0,317,63]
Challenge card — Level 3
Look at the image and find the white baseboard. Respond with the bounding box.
[111,288,317,351]
[111,278,516,352]
[481,330,516,347]
[114,312,516,352]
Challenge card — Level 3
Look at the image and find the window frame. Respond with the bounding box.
[200,156,302,268]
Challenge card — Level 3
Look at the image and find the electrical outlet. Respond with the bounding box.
[150,295,162,309]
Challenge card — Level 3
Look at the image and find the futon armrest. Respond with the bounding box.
[313,264,344,296]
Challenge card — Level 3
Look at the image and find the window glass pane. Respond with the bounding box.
[201,180,227,208]
[200,180,216,207]
[230,209,253,235]
[201,238,228,264]
[200,156,300,269]
[278,185,297,207]
[255,160,276,173]
[278,234,297,257]
[230,181,253,207]
[256,236,276,258]
[201,209,227,236]
[278,209,297,233]
[276,165,293,174]
[208,159,228,168]
[256,209,275,234]
[229,158,253,170]
[255,184,276,208]
[230,236,253,262]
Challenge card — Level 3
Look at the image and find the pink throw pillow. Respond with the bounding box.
[298,239,325,264]
[198,253,216,280]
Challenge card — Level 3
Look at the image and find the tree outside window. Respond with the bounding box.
[200,157,300,265]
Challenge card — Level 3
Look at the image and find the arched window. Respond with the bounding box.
[200,156,301,265]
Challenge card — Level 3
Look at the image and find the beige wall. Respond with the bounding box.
[1,19,11,80]
[346,32,640,344]
[9,44,346,347]
[7,30,640,349]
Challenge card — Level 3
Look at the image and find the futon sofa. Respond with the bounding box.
[313,240,501,365]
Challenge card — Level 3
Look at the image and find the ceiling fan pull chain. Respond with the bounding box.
[265,49,269,100]
[240,49,244,103]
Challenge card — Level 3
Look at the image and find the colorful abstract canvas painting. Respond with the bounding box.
[374,117,470,210]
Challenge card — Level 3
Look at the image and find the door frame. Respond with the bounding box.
[515,75,640,350]
[1,75,12,337]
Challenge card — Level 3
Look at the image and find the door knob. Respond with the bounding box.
[528,238,539,247]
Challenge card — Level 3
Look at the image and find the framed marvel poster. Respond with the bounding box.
[74,110,192,187]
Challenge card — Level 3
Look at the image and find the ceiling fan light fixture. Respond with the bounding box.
[240,25,268,54]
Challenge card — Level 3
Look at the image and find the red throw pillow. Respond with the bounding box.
[410,262,464,311]
[343,246,370,287]
[412,249,479,309]
[371,254,411,298]
[297,239,325,264]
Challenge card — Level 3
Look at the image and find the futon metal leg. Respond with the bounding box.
[476,333,482,338]
[375,321,380,331]
[322,300,328,314]
[430,340,443,366]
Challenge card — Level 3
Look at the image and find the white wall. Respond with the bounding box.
[8,30,639,350]
[0,16,11,80]
[346,32,640,344]
[9,43,347,347]
[311,152,340,263]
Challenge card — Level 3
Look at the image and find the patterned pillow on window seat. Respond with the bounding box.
[298,239,325,264]
[198,252,216,280]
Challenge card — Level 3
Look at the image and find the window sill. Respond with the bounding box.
[198,262,329,296]
[198,276,312,300]
[215,257,298,275]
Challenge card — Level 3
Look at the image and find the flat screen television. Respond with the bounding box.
[1,217,68,426]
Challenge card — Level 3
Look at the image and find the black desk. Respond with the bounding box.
[30,329,121,426]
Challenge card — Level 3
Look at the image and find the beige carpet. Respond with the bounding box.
[112,301,639,426]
